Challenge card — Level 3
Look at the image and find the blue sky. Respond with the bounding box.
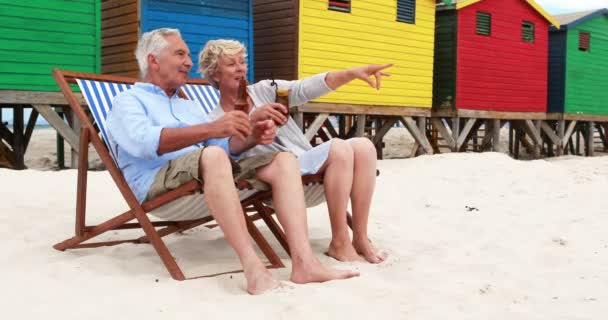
[2,0,607,125]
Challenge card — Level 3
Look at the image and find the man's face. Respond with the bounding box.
[150,34,193,91]
[213,52,247,91]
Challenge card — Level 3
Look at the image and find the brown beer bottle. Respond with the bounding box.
[234,77,250,113]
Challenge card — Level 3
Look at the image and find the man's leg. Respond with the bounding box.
[348,138,387,263]
[255,152,359,284]
[200,146,279,294]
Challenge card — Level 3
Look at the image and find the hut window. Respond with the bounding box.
[579,32,590,51]
[522,21,535,43]
[329,0,351,13]
[476,12,491,36]
[397,0,416,24]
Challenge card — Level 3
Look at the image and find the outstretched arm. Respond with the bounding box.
[324,64,393,91]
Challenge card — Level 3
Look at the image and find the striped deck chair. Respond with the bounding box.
[51,69,284,280]
[182,79,353,257]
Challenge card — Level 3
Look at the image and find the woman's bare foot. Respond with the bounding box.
[326,240,365,262]
[353,239,388,264]
[245,265,281,295]
[290,256,360,284]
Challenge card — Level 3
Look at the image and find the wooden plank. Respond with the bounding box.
[586,121,594,157]
[540,121,560,146]
[562,113,608,122]
[456,118,477,150]
[299,103,430,117]
[434,108,547,120]
[562,121,578,148]
[355,115,366,137]
[492,119,501,152]
[32,104,80,152]
[323,118,339,138]
[557,120,565,156]
[452,117,460,142]
[102,34,139,47]
[24,108,38,150]
[0,91,85,105]
[372,118,397,145]
[13,107,24,169]
[0,122,14,146]
[431,117,455,150]
[523,120,542,145]
[401,116,433,155]
[304,113,329,141]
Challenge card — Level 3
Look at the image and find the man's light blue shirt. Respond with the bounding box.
[106,82,230,203]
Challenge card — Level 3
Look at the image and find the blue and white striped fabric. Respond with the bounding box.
[76,79,133,160]
[181,83,220,114]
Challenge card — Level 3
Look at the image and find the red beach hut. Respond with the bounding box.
[433,0,559,112]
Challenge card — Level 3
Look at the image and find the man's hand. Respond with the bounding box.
[350,63,392,90]
[250,103,288,126]
[213,111,252,140]
[252,119,277,145]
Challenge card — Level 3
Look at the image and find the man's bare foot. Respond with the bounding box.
[245,265,281,295]
[353,239,388,264]
[326,240,365,262]
[290,257,360,284]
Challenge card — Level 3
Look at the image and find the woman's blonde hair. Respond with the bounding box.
[198,39,247,88]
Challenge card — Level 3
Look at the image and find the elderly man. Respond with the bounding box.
[105,28,358,295]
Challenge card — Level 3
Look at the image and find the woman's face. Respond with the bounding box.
[213,52,247,90]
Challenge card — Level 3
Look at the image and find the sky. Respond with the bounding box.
[536,0,607,14]
[2,0,607,125]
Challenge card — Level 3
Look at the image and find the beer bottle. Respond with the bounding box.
[235,77,249,113]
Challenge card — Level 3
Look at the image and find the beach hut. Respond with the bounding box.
[0,0,101,91]
[548,8,608,115]
[102,0,254,80]
[253,0,452,108]
[433,0,559,112]
[0,0,100,169]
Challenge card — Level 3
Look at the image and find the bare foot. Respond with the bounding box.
[353,239,388,264]
[290,257,360,284]
[245,265,281,295]
[326,240,365,262]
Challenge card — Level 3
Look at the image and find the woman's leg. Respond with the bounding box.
[317,139,363,261]
[348,138,387,263]
[255,152,359,283]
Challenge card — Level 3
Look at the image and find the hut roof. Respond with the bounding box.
[438,0,560,28]
[553,8,608,30]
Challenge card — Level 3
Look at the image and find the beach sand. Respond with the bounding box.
[3,127,608,319]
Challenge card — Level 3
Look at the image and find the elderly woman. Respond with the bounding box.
[199,40,390,263]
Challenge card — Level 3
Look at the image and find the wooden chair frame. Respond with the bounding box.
[51,69,286,280]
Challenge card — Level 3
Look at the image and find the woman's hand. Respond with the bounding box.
[250,103,288,126]
[325,63,393,91]
[349,64,393,90]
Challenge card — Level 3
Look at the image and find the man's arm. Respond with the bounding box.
[158,111,252,155]
[324,63,393,91]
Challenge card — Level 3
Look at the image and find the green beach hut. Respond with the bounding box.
[0,0,101,91]
[548,8,608,115]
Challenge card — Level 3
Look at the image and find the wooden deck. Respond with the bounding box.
[0,90,84,169]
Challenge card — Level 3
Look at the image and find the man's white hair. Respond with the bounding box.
[135,28,182,78]
[198,39,247,88]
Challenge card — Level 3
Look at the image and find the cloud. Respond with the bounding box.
[536,0,607,14]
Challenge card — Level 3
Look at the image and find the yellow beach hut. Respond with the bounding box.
[254,0,451,108]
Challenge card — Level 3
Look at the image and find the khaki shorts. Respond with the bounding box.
[146,147,278,201]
